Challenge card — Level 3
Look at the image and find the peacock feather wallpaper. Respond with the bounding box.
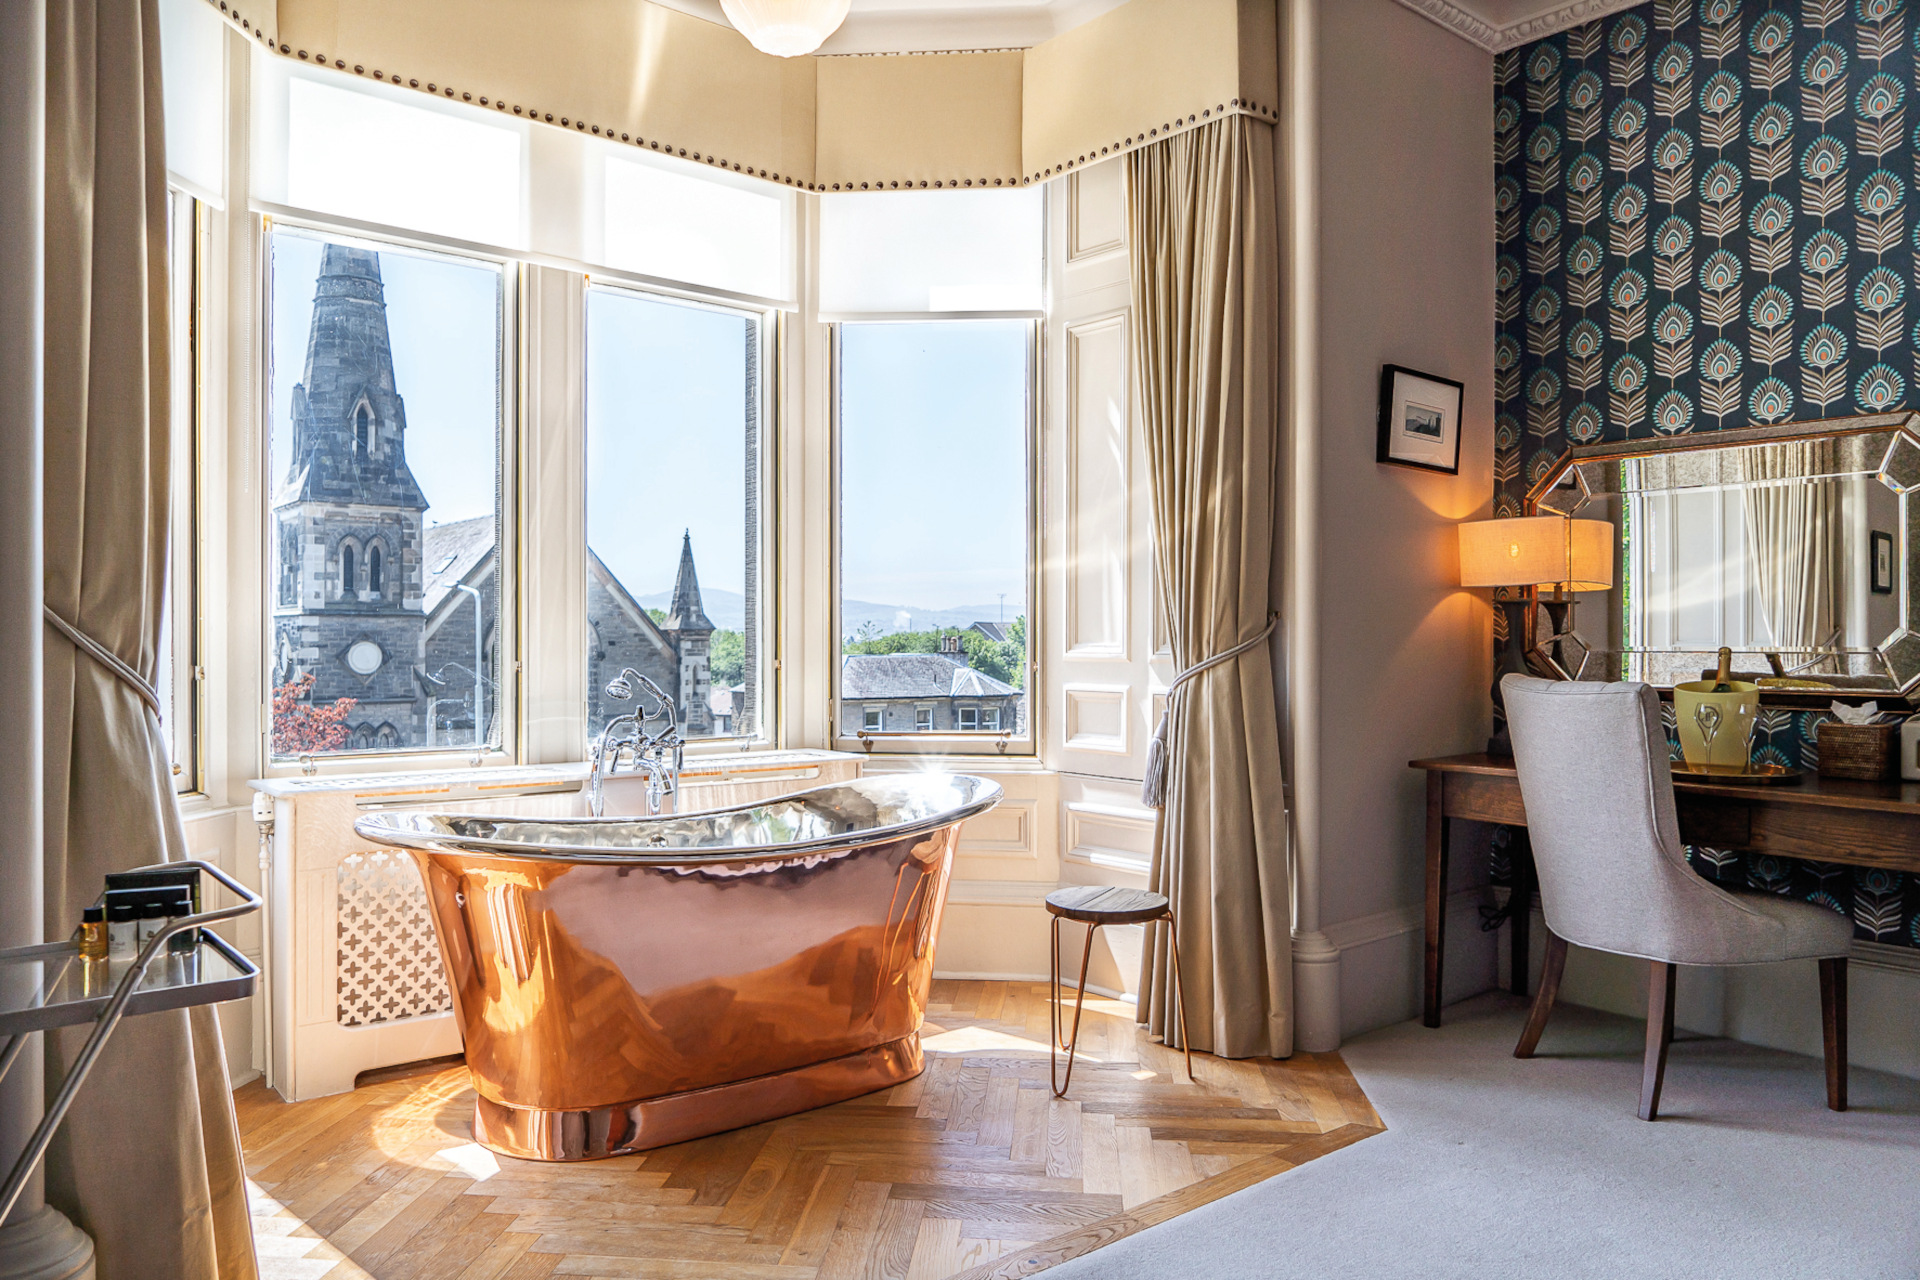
[1494,0,1920,947]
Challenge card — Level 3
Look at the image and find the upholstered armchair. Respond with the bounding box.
[1500,676,1853,1120]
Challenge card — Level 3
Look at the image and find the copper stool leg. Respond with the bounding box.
[1162,909,1195,1082]
[1051,916,1100,1098]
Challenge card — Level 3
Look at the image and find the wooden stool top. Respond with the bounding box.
[1045,885,1171,925]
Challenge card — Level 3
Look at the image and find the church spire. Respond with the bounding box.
[280,244,427,511]
[664,530,714,634]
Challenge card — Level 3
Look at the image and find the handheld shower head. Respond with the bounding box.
[607,674,633,700]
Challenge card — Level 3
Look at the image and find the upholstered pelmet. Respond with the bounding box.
[190,0,1278,193]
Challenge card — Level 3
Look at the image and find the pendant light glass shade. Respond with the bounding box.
[719,0,853,57]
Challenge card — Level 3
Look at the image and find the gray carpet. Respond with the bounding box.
[1047,993,1920,1279]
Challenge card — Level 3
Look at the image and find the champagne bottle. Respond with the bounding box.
[1711,646,1734,693]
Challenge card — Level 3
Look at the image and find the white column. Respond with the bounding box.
[1283,0,1341,1053]
[0,3,93,1273]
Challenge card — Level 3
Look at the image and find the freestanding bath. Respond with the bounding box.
[354,773,999,1161]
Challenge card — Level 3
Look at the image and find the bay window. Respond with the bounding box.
[240,54,1057,777]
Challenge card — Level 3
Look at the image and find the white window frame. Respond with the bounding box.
[257,216,521,776]
[958,706,979,731]
[165,188,205,795]
[828,316,1042,757]
[862,706,882,731]
[914,705,934,732]
[581,277,778,753]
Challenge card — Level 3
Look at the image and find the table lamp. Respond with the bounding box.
[1460,515,1616,755]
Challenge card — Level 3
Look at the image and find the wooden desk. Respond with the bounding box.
[1410,752,1920,1028]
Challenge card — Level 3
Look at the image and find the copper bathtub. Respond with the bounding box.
[354,773,998,1161]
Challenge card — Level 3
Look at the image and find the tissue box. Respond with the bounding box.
[1816,720,1899,780]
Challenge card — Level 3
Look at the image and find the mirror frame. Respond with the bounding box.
[1524,410,1920,707]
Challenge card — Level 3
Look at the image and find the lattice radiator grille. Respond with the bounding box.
[336,850,452,1028]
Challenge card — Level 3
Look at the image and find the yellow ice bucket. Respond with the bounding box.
[1672,680,1759,771]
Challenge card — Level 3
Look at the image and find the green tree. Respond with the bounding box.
[709,629,745,687]
[841,620,1029,689]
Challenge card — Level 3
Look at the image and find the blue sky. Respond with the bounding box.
[839,321,1030,614]
[586,288,752,602]
[272,238,1029,619]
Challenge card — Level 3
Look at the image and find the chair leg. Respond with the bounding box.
[1513,931,1567,1059]
[1819,957,1848,1113]
[1051,920,1099,1098]
[1638,961,1678,1121]
[1160,911,1195,1081]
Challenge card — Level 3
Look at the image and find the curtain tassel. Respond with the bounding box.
[1141,613,1278,809]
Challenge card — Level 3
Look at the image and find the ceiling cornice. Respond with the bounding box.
[1392,0,1648,53]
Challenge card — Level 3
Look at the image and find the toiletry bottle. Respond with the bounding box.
[106,899,138,961]
[163,887,196,955]
[79,905,106,961]
[136,896,166,950]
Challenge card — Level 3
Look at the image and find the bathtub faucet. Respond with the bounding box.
[588,669,683,818]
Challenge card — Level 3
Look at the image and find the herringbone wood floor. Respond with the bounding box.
[239,980,1383,1280]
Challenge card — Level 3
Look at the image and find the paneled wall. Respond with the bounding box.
[1496,2,1920,951]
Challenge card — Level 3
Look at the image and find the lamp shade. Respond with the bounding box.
[719,0,852,56]
[1459,515,1615,590]
[1563,517,1615,592]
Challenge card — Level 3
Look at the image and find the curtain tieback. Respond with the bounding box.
[43,605,163,716]
[1141,612,1279,809]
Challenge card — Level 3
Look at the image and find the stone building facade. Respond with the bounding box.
[838,636,1025,737]
[272,245,717,753]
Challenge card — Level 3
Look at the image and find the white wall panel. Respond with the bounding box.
[1065,314,1130,659]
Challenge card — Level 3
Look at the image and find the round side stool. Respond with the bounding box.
[1044,885,1194,1097]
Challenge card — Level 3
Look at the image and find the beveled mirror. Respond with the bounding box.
[1527,410,1920,702]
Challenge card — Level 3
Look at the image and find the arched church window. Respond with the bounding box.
[353,724,375,750]
[340,543,357,596]
[368,544,383,597]
[375,723,399,748]
[355,404,372,457]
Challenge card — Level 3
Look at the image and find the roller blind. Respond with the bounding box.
[603,154,789,302]
[159,0,227,199]
[252,60,795,302]
[819,189,1044,314]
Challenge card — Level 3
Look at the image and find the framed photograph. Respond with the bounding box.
[1377,364,1465,475]
[1872,530,1894,595]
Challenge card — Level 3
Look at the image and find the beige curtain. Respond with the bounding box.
[1739,441,1842,661]
[41,2,258,1276]
[1129,116,1291,1060]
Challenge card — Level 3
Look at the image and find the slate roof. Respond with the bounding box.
[840,653,1020,699]
[967,621,1008,643]
[422,516,495,617]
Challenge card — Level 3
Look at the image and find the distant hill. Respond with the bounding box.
[635,587,1019,638]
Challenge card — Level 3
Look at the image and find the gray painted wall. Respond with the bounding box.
[1309,0,1500,1036]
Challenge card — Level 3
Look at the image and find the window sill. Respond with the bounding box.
[248,748,864,799]
[858,754,1055,776]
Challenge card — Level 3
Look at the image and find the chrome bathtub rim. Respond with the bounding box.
[352,772,1002,866]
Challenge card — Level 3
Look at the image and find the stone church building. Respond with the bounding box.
[271,245,717,751]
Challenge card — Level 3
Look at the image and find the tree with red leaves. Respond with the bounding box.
[271,673,358,755]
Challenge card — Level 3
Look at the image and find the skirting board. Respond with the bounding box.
[1328,888,1497,1040]
[1500,902,1920,1082]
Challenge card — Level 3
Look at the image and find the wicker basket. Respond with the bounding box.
[1815,720,1899,781]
